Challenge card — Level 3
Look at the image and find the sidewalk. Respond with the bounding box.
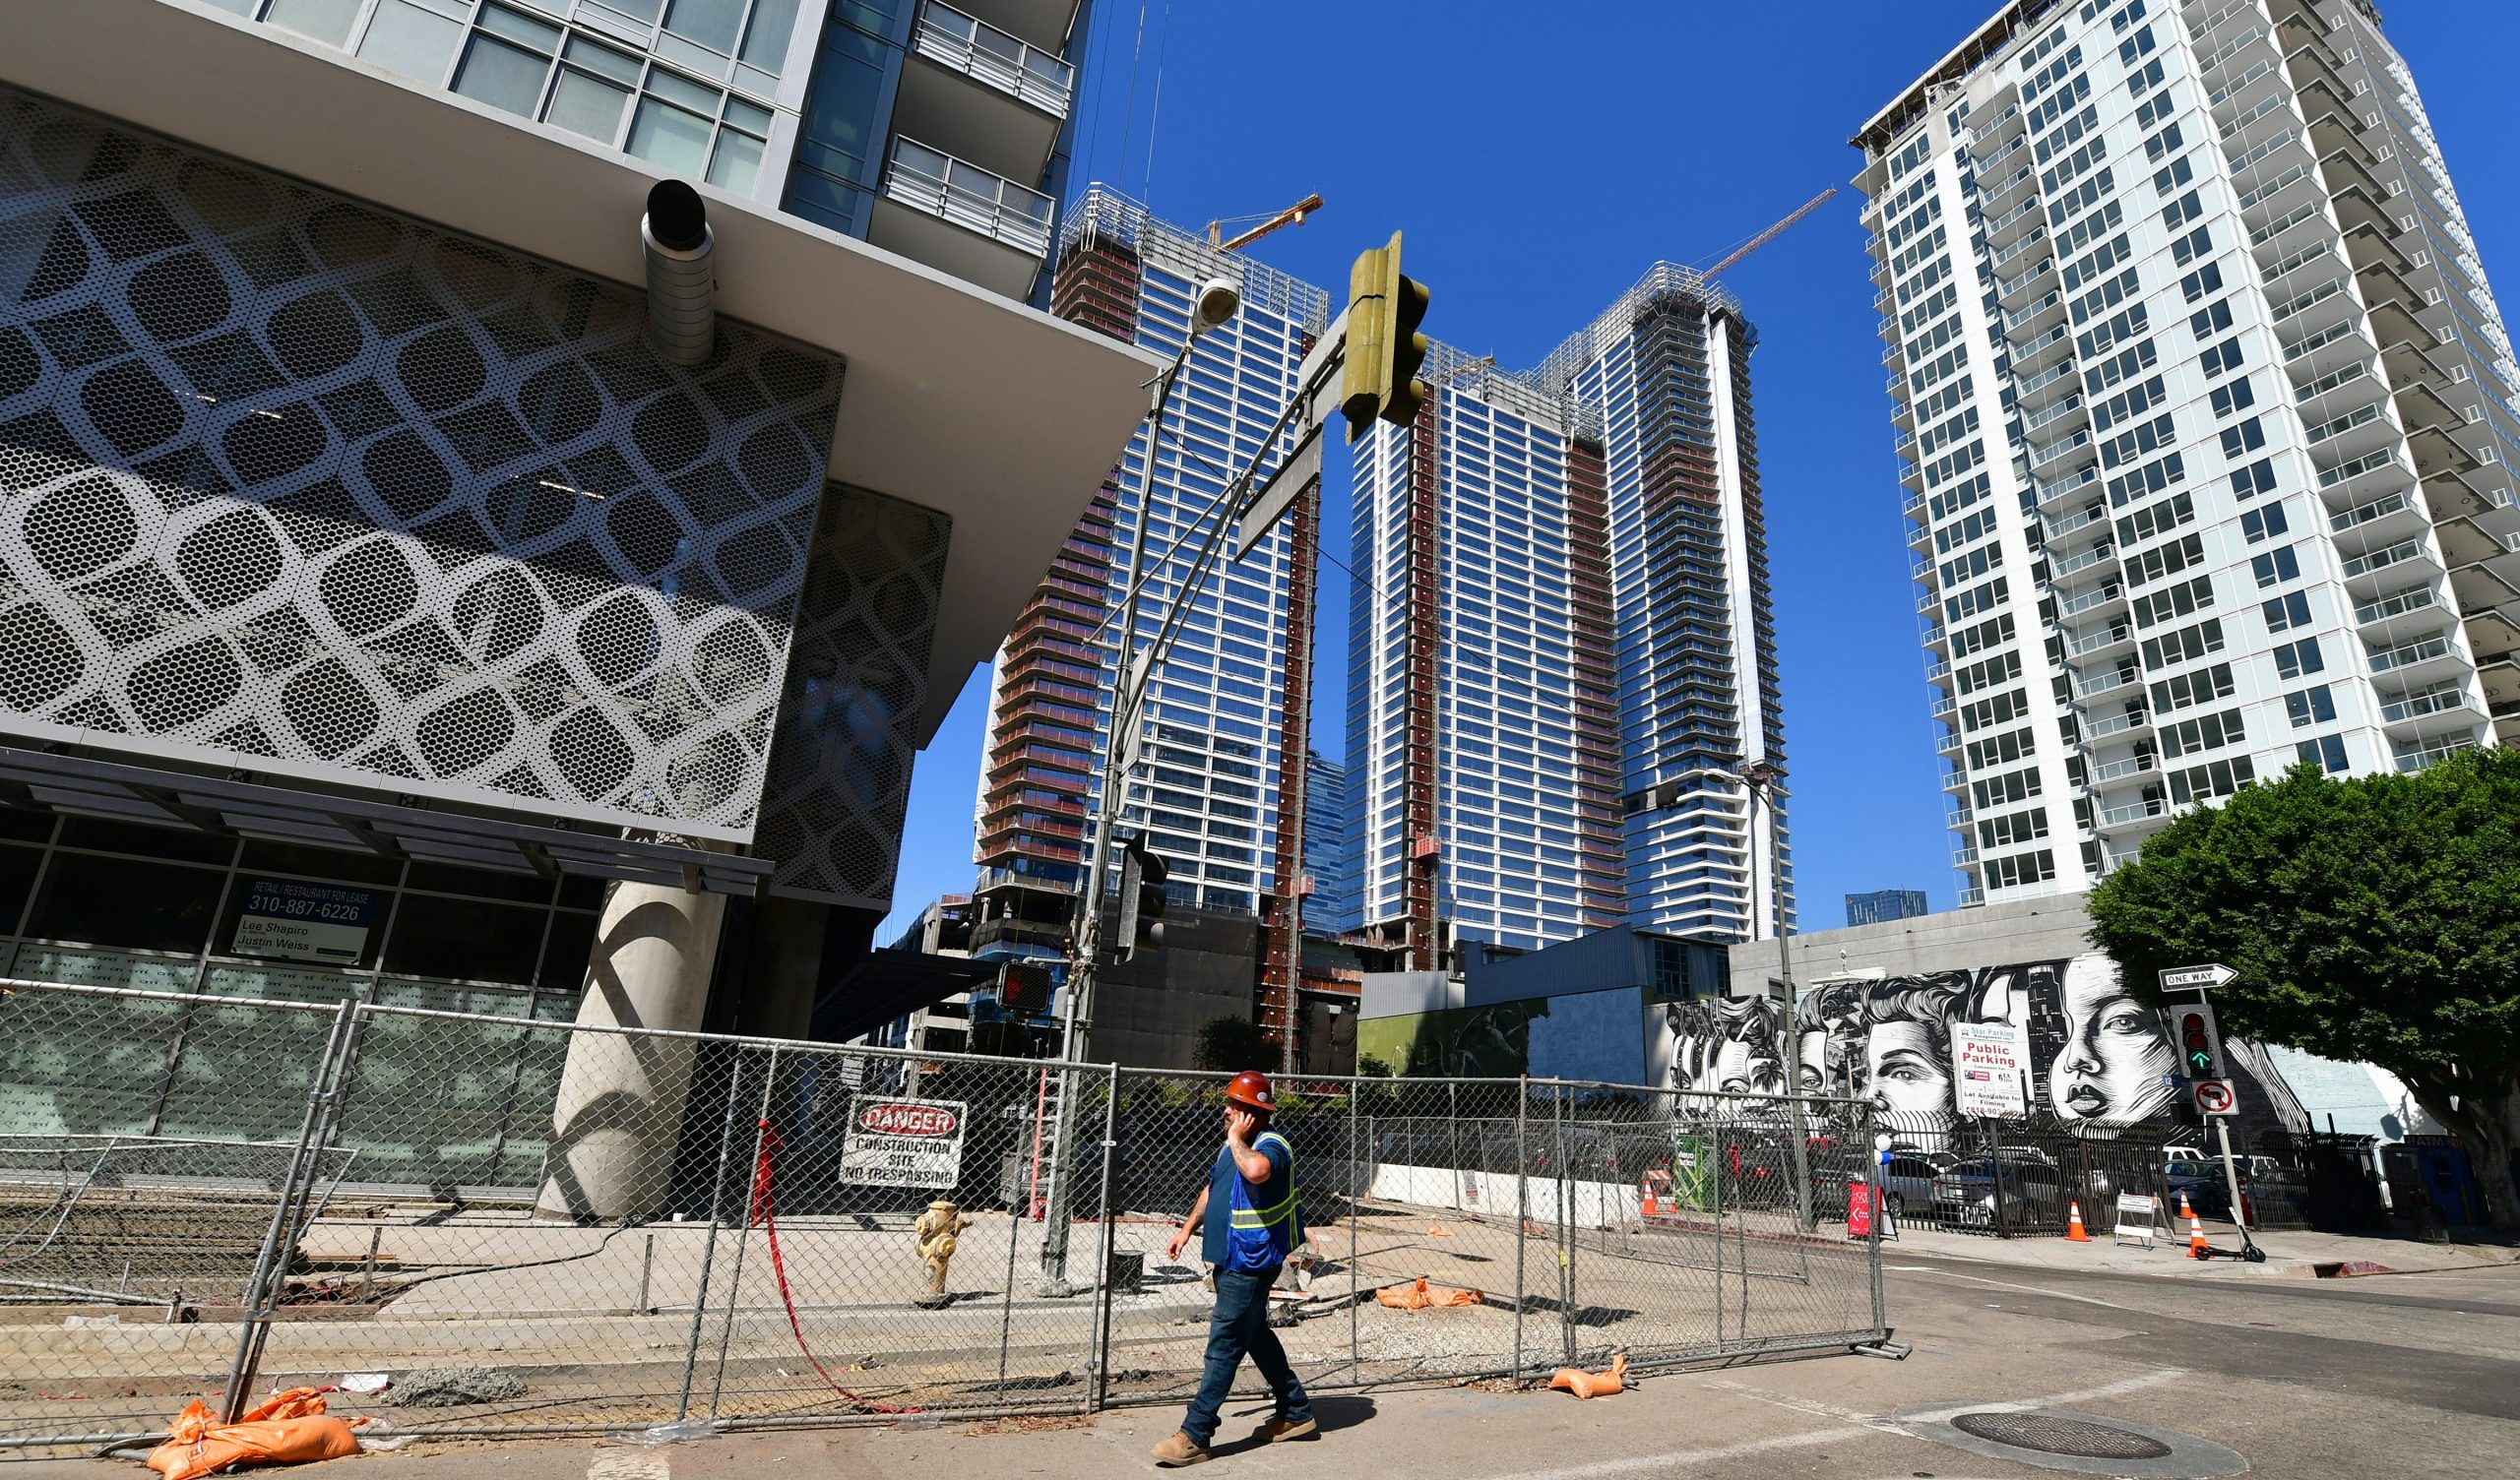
[1875,1216,2520,1278]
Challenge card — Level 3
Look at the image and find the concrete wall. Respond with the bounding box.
[1728,892,2097,986]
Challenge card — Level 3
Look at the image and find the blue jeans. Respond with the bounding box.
[1179,1266,1312,1447]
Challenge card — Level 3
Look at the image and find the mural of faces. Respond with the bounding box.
[2048,955,2178,1125]
[1661,997,1785,1111]
[1732,956,2183,1133]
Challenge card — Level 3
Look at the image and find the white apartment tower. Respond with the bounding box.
[1857,0,2520,905]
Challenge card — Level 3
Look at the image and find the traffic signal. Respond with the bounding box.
[1341,231,1431,441]
[1113,833,1169,961]
[2175,1003,2225,1079]
[997,960,1052,1016]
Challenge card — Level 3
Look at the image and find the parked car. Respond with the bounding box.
[1931,1156,2065,1228]
[1877,1153,1940,1218]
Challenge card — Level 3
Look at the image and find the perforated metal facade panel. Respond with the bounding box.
[0,87,843,839]
[756,483,950,906]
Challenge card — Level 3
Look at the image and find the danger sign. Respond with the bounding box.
[839,1096,967,1188]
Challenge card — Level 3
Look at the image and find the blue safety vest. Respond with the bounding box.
[1203,1131,1301,1272]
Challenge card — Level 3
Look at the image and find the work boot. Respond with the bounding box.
[1151,1432,1211,1466]
[1258,1413,1318,1443]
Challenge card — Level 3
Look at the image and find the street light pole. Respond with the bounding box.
[1734,760,1812,1232]
[1034,292,1346,1294]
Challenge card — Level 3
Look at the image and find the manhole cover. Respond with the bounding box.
[1951,1410,2174,1460]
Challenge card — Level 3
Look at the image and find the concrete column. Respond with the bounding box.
[535,879,728,1222]
[738,894,828,1042]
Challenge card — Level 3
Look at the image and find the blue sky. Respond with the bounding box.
[879,0,2520,944]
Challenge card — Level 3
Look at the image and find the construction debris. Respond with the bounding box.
[381,1367,524,1408]
[1376,1277,1481,1310]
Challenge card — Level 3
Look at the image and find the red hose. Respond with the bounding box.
[747,1121,921,1415]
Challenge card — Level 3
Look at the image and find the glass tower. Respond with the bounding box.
[1857,0,2520,907]
[210,0,1088,298]
[1349,270,1790,958]
[970,189,1323,996]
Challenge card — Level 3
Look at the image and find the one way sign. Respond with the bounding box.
[2159,963,2235,991]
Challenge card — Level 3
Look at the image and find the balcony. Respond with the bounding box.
[2086,707,2150,741]
[2091,752,2158,783]
[2051,540,2117,580]
[2098,797,2169,828]
[897,1,1075,187]
[2055,580,2127,619]
[2394,735,2481,773]
[955,0,1083,51]
[2355,583,2444,634]
[2379,682,2479,726]
[2044,502,2110,543]
[2340,535,2434,586]
[2068,619,2136,658]
[2365,629,2464,679]
[871,137,1055,297]
[2073,664,2142,702]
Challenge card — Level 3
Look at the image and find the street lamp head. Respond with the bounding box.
[1192,278,1242,335]
[1736,760,1787,788]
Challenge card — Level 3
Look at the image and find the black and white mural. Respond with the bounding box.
[1656,956,2199,1132]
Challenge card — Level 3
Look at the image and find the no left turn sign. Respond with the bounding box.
[2192,1079,2237,1118]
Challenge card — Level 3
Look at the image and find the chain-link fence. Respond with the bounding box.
[1,981,1888,1457]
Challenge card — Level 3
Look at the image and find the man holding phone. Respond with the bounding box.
[1150,1070,1316,1466]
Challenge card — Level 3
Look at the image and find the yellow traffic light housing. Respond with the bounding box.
[1341,231,1431,441]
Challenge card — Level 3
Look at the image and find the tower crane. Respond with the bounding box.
[1206,194,1325,252]
[1703,187,1840,279]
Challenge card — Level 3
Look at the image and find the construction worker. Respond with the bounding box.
[1150,1069,1316,1466]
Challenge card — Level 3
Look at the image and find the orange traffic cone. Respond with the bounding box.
[2186,1204,2209,1260]
[2065,1201,2090,1242]
[2178,1189,2195,1221]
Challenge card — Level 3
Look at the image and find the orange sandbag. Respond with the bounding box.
[1375,1276,1482,1310]
[1547,1351,1628,1399]
[147,1389,358,1480]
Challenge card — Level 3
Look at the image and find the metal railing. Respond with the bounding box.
[914,0,1074,116]
[884,138,1054,257]
[0,981,1888,1456]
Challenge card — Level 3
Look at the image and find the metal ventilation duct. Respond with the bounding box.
[642,178,716,365]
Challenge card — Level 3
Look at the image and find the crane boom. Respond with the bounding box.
[1705,187,1839,279]
[1208,194,1325,252]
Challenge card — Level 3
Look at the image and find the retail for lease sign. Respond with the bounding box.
[839,1097,968,1188]
[230,878,378,965]
[1952,1020,2030,1118]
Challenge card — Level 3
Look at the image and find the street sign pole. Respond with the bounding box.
[2163,964,2259,1261]
[1036,316,1350,1294]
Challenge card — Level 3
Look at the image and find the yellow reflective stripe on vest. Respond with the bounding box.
[1227,1133,1298,1228]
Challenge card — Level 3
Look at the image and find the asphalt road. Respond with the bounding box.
[27,1252,2518,1479]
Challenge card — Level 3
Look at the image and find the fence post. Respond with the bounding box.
[1449,1081,1462,1212]
[1542,1086,1562,1369]
[221,999,357,1422]
[1348,1070,1361,1383]
[1512,1075,1527,1383]
[706,1045,781,1418]
[675,1041,749,1423]
[1709,1106,1725,1355]
[1866,1099,1887,1340]
[1090,1062,1121,1412]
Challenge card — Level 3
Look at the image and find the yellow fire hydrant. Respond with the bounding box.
[913,1199,972,1307]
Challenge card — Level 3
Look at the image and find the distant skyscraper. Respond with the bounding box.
[1349,268,1790,958]
[1857,0,2520,907]
[969,188,1326,1062]
[1302,749,1360,937]
[1845,889,1929,927]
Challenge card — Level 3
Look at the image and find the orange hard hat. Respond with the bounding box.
[1224,1070,1276,1113]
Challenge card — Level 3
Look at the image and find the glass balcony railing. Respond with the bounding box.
[885,137,1053,257]
[914,1,1075,116]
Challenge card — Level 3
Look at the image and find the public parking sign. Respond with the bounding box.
[2191,1079,2237,1119]
[839,1097,968,1188]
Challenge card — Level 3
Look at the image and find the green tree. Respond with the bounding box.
[1192,1016,1274,1074]
[2086,751,2520,1230]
